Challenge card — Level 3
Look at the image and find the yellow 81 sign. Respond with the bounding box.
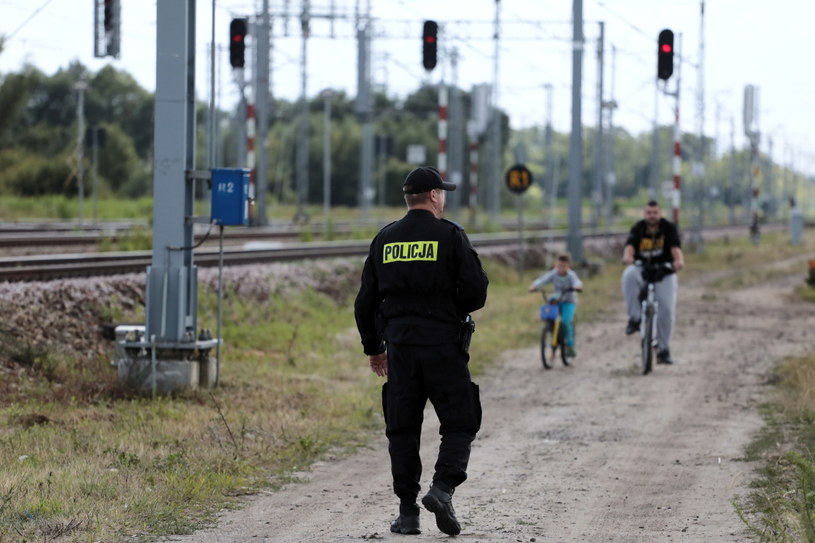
[505,164,533,194]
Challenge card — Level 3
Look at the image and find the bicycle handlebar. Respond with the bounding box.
[634,260,674,284]
[536,287,579,303]
[634,260,673,270]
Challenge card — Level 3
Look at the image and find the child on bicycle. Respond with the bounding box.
[528,252,583,356]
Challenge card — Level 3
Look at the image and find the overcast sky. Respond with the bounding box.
[2,0,814,172]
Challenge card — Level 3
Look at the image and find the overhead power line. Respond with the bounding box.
[6,0,56,40]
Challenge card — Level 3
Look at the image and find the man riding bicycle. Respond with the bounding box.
[622,200,685,365]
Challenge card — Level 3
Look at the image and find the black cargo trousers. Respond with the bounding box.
[382,340,482,503]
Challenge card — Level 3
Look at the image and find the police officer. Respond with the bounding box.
[354,166,489,536]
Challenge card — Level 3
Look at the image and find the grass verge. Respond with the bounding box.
[735,350,815,543]
[719,231,815,542]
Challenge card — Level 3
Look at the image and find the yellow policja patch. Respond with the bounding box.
[383,241,438,263]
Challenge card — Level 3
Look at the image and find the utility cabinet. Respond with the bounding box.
[211,168,250,226]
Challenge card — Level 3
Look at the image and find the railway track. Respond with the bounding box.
[0,223,792,282]
[0,230,584,282]
[0,218,564,250]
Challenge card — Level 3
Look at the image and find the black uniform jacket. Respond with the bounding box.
[354,209,489,355]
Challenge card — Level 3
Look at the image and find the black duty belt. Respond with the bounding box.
[386,315,461,332]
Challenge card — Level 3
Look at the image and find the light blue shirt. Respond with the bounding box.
[530,269,583,303]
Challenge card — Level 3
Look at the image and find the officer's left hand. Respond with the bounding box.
[369,351,388,377]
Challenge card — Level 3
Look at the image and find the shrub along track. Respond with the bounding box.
[165,257,814,541]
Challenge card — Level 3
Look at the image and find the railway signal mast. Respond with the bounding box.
[657,29,682,227]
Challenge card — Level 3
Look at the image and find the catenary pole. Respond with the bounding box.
[322,89,332,234]
[488,0,502,223]
[295,1,311,223]
[592,21,604,229]
[671,34,682,226]
[75,81,87,226]
[255,0,270,226]
[567,0,584,262]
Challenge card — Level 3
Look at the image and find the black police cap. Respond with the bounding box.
[402,166,456,194]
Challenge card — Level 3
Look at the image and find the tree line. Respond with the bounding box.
[0,61,799,216]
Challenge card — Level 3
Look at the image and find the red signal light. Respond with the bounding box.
[422,20,438,71]
[229,18,248,68]
[657,29,674,80]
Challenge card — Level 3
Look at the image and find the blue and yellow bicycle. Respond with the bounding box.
[535,288,577,370]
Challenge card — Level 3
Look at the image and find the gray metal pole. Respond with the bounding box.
[216,224,224,386]
[92,127,98,224]
[516,194,524,280]
[567,0,584,262]
[356,16,373,217]
[765,136,774,218]
[378,136,386,208]
[592,21,604,229]
[489,0,502,223]
[75,81,87,226]
[605,45,617,235]
[295,1,311,223]
[783,141,790,217]
[255,0,271,226]
[147,0,197,343]
[543,83,554,230]
[216,43,223,167]
[208,0,216,169]
[550,153,560,251]
[694,0,706,246]
[322,90,332,235]
[728,116,736,224]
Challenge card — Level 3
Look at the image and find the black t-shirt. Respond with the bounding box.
[625,218,681,267]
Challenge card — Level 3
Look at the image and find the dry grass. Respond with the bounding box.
[721,231,815,542]
[0,283,380,541]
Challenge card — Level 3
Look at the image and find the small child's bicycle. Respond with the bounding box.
[535,288,576,370]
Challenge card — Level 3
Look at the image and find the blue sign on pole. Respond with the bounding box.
[211,168,250,226]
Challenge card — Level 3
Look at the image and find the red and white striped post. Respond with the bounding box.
[246,102,256,221]
[438,85,448,180]
[672,102,681,225]
[469,135,479,225]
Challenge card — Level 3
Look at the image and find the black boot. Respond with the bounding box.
[657,348,674,365]
[421,484,461,536]
[391,503,420,535]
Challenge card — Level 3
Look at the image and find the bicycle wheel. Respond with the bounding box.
[558,324,571,366]
[641,308,655,375]
[540,323,554,370]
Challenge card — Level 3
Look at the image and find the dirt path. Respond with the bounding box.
[165,268,813,543]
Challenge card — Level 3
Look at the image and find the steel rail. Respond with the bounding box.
[0,223,790,283]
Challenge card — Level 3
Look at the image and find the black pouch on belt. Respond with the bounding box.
[460,315,476,354]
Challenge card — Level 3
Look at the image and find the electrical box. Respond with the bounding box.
[211,168,250,226]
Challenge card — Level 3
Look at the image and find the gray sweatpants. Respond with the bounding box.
[621,265,678,352]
